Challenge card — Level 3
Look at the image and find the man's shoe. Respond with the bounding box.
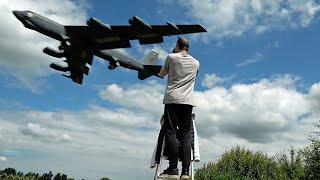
[158,167,179,179]
[180,169,189,180]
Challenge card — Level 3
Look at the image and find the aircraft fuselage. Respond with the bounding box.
[13,10,67,42]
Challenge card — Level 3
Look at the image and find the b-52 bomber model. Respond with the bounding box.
[13,10,207,84]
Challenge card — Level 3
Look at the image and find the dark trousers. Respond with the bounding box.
[163,104,193,170]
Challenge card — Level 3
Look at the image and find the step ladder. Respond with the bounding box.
[153,151,195,180]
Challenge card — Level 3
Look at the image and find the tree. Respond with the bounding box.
[25,172,37,177]
[54,173,62,180]
[40,173,48,180]
[301,120,320,180]
[17,171,24,176]
[195,146,283,180]
[100,177,110,180]
[277,147,305,179]
[3,167,17,175]
[61,174,67,180]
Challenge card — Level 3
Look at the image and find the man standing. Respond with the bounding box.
[158,37,200,180]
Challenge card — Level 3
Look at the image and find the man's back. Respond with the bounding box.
[163,53,199,106]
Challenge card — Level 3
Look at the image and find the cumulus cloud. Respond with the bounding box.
[195,74,313,143]
[0,0,88,92]
[201,74,233,88]
[0,156,7,161]
[21,123,72,143]
[99,80,165,114]
[174,0,320,39]
[307,82,320,116]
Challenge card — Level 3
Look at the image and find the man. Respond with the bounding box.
[158,37,200,180]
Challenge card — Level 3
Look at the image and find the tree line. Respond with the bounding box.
[195,121,320,179]
[0,168,110,180]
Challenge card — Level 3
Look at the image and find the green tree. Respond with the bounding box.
[195,146,283,180]
[100,177,110,180]
[61,174,67,180]
[54,173,62,180]
[301,120,320,180]
[25,172,37,177]
[277,147,305,179]
[17,171,24,176]
[3,167,16,175]
[40,173,48,180]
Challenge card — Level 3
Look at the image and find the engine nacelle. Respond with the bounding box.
[139,36,163,45]
[129,16,152,29]
[43,47,65,58]
[87,17,112,32]
[50,63,69,72]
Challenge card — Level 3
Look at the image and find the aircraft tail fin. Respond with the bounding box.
[142,49,159,65]
[138,65,162,80]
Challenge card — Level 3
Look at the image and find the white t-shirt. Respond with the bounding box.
[162,53,200,106]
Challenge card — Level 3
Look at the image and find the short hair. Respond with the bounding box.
[177,37,189,51]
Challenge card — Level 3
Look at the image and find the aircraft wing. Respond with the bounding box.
[47,45,93,84]
[65,16,207,50]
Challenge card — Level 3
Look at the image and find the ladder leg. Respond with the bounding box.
[191,160,194,180]
[154,164,159,180]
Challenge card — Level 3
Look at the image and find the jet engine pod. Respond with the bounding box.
[87,17,112,32]
[43,47,65,58]
[129,16,152,29]
[139,36,163,45]
[50,63,69,72]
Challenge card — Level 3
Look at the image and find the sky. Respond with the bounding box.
[0,0,320,179]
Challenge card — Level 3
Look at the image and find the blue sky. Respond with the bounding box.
[1,0,320,179]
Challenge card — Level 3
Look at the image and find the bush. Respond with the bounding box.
[301,121,320,180]
[276,147,305,179]
[195,146,283,180]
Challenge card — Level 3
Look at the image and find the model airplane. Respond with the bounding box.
[13,10,207,84]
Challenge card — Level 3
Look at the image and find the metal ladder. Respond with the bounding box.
[153,151,195,180]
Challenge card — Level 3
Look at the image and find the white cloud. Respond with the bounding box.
[174,0,320,39]
[236,52,264,67]
[0,0,88,92]
[0,156,7,161]
[20,123,72,143]
[99,80,165,114]
[195,74,312,143]
[1,75,320,179]
[201,74,233,88]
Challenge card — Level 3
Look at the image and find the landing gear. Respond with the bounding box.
[108,61,120,70]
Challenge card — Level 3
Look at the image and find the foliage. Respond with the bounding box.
[195,146,283,180]
[301,120,320,180]
[276,147,305,179]
[0,167,110,180]
[100,178,111,180]
[2,168,16,175]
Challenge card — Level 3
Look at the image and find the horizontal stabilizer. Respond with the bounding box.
[138,65,162,80]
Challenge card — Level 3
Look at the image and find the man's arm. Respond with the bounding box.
[158,55,170,78]
[158,66,168,78]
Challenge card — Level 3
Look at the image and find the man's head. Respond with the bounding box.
[173,37,189,53]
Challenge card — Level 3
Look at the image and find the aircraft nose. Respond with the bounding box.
[12,10,22,19]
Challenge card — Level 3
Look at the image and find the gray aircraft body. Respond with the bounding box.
[13,10,206,84]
